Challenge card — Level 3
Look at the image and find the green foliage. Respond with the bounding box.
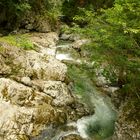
[62,0,79,20]
[0,0,63,30]
[69,0,140,99]
[61,0,114,21]
[0,0,31,29]
[0,34,34,50]
[15,3,31,14]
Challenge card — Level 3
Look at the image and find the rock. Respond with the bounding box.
[35,19,51,33]
[0,33,3,37]
[21,12,51,33]
[0,32,89,140]
[62,134,85,140]
[0,78,69,139]
[25,51,67,81]
[0,78,53,106]
[25,24,34,30]
[60,33,71,40]
[0,99,35,140]
[30,32,59,47]
[66,102,91,121]
[32,80,74,106]
[69,34,81,41]
[18,29,30,34]
[0,42,24,77]
[96,76,108,87]
[111,97,140,140]
[72,39,90,50]
[0,38,67,81]
[103,86,119,94]
[95,68,110,87]
[21,77,32,86]
[9,30,18,35]
[0,56,12,76]
[60,32,82,41]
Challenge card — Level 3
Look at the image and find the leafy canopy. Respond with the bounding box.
[70,0,140,98]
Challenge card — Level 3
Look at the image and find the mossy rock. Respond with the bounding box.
[0,34,34,50]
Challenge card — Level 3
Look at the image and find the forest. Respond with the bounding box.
[0,0,139,140]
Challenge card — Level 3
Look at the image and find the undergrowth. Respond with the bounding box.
[0,34,34,50]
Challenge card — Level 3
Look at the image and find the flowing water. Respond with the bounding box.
[55,42,117,140]
[32,41,117,140]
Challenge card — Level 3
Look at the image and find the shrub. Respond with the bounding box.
[0,34,34,50]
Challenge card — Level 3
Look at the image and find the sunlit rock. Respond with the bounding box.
[32,80,74,106]
[0,32,90,140]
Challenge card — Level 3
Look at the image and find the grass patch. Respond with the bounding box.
[0,46,4,52]
[0,34,34,50]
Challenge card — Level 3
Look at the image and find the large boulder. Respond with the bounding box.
[72,39,90,50]
[25,51,67,81]
[0,78,52,106]
[21,12,51,33]
[0,78,68,140]
[32,80,74,106]
[0,33,66,81]
[30,32,59,47]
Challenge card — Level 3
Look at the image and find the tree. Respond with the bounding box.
[0,0,31,29]
[70,0,140,100]
[61,0,114,21]
[0,0,63,30]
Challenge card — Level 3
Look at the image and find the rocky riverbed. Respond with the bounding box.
[55,34,140,140]
[0,32,90,140]
[0,31,138,140]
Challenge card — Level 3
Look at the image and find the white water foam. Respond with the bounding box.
[56,54,73,61]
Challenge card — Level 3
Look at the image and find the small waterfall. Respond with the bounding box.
[77,91,117,140]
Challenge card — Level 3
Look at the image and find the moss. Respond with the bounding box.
[0,46,4,52]
[1,86,11,102]
[0,34,34,50]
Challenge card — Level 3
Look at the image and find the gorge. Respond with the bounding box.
[0,0,140,140]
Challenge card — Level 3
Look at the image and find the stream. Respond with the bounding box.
[55,42,117,140]
[32,41,117,140]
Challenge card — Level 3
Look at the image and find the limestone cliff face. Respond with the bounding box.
[0,32,88,140]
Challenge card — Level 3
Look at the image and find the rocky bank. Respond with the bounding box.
[0,32,89,140]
